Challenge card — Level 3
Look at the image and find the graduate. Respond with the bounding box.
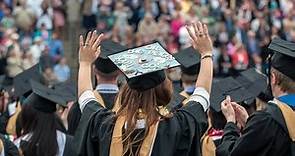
[14,80,73,156]
[202,77,253,156]
[216,38,295,156]
[73,22,213,156]
[92,40,127,109]
[6,64,44,138]
[174,46,201,98]
[0,133,19,156]
[166,46,201,111]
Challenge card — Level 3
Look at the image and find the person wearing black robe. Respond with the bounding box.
[92,40,127,110]
[216,38,295,156]
[73,24,213,156]
[14,80,73,156]
[167,46,201,111]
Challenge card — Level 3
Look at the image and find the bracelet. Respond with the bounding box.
[201,53,213,60]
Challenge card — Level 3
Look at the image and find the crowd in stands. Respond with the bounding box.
[0,0,70,85]
[1,0,295,80]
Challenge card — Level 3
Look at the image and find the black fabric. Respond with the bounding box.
[24,80,67,113]
[127,70,166,91]
[173,46,201,76]
[268,37,295,80]
[94,40,127,74]
[0,134,20,156]
[25,93,57,113]
[0,111,9,134]
[172,80,182,93]
[216,102,292,156]
[166,92,186,112]
[210,77,253,112]
[13,64,42,97]
[67,102,82,136]
[94,58,119,74]
[100,93,117,110]
[72,100,208,156]
[64,135,74,156]
[271,52,295,80]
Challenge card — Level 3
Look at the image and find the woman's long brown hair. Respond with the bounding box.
[115,78,173,155]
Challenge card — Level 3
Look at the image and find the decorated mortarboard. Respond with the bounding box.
[94,40,128,73]
[210,77,253,112]
[108,42,180,91]
[24,80,67,113]
[173,46,201,76]
[13,64,43,97]
[268,37,295,80]
[53,80,77,102]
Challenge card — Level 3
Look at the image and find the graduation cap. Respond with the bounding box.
[210,77,253,112]
[13,64,43,97]
[173,46,201,76]
[268,37,295,80]
[0,75,13,90]
[108,42,180,91]
[235,68,272,103]
[53,80,77,102]
[94,40,128,74]
[24,80,67,113]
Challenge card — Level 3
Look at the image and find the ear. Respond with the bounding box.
[270,71,277,86]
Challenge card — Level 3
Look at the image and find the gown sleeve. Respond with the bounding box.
[171,87,209,155]
[216,111,279,156]
[71,90,106,156]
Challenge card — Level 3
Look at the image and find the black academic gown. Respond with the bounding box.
[0,134,19,156]
[73,100,208,156]
[99,93,117,110]
[216,102,292,156]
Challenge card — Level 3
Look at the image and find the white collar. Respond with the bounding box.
[95,84,119,93]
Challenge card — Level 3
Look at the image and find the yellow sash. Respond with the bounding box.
[0,139,3,155]
[179,91,190,105]
[275,99,295,141]
[109,115,159,156]
[6,102,22,135]
[201,134,216,156]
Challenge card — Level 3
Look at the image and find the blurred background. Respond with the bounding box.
[0,0,294,84]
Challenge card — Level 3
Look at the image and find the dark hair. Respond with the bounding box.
[116,78,173,155]
[271,68,295,93]
[209,109,226,130]
[19,104,60,156]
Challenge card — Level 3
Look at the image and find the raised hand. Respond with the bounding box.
[221,96,236,123]
[79,30,104,64]
[186,21,213,55]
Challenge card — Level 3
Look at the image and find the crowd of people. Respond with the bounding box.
[0,0,294,156]
[0,0,70,86]
[79,0,295,76]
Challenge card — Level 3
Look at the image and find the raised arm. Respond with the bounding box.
[78,31,103,97]
[186,22,213,94]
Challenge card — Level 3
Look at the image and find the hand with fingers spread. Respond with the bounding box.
[232,102,249,128]
[186,21,213,55]
[221,96,236,123]
[79,30,104,64]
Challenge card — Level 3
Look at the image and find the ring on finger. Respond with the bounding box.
[85,43,90,46]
